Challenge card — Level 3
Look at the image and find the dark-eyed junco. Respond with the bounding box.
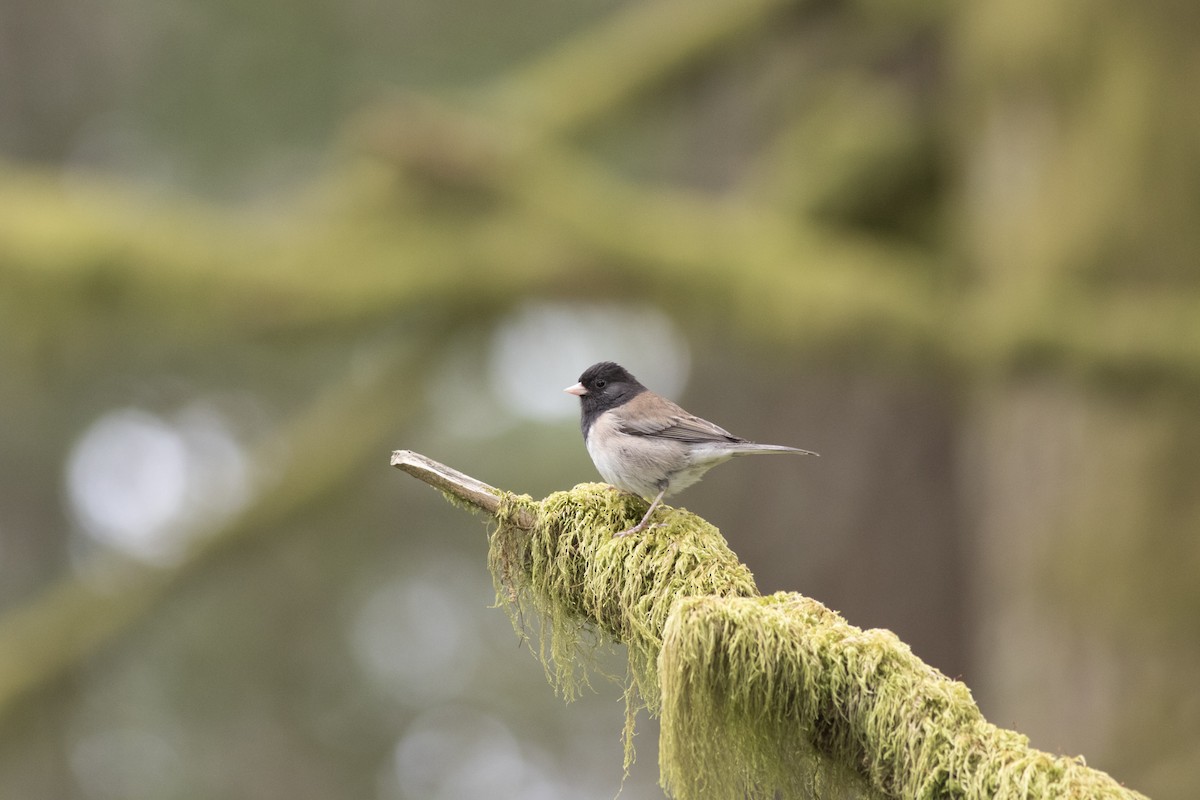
[564,361,817,536]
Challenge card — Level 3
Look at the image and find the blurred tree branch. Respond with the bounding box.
[483,0,795,137]
[6,126,1198,390]
[3,0,1199,388]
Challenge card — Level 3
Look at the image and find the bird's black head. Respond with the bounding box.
[566,361,647,435]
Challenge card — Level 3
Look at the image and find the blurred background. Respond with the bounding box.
[1,0,1198,797]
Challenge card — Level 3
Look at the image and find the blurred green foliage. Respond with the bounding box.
[0,0,1197,797]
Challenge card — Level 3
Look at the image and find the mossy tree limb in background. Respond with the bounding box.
[393,451,1148,800]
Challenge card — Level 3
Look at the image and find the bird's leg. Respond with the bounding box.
[614,487,667,537]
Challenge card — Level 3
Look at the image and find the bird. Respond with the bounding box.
[564,361,817,536]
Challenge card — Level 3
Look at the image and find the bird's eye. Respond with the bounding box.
[595,379,607,389]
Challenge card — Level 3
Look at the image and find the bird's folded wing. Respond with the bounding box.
[618,412,743,444]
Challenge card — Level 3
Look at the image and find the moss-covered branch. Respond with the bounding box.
[660,594,1145,800]
[394,453,1148,800]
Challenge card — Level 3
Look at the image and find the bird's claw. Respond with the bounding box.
[613,521,666,537]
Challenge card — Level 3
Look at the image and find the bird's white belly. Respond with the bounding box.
[585,431,731,499]
[586,436,659,498]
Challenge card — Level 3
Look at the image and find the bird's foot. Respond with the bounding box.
[613,521,666,538]
[613,488,668,537]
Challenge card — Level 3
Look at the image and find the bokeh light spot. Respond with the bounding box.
[392,706,563,800]
[350,577,477,705]
[65,403,252,565]
[488,301,690,422]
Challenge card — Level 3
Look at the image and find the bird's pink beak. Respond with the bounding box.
[563,382,588,396]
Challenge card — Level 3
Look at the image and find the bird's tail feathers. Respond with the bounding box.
[731,443,819,457]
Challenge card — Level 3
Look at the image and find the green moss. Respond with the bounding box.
[659,593,1147,800]
[488,483,757,770]
[488,490,1146,799]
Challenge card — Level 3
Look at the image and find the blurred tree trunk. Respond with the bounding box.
[953,2,1200,792]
